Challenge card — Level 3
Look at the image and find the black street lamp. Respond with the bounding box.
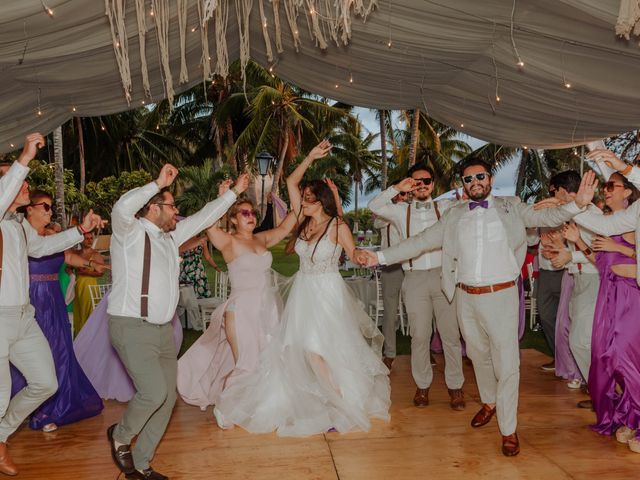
[256,150,274,219]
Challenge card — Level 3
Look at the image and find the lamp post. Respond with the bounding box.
[256,150,274,220]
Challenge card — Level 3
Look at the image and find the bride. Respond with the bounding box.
[216,140,391,436]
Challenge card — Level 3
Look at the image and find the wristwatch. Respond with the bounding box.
[580,246,593,256]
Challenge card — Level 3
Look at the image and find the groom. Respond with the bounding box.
[106,163,248,480]
[356,157,596,456]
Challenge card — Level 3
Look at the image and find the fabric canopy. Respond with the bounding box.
[1,0,639,153]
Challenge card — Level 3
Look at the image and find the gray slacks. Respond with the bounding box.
[0,304,58,442]
[568,272,600,381]
[380,265,404,358]
[535,269,564,356]
[109,315,177,471]
[403,269,463,390]
[457,285,520,436]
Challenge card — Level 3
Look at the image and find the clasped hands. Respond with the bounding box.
[352,249,379,267]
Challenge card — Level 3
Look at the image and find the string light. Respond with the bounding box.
[387,40,392,48]
[41,1,54,17]
[335,83,339,89]
[460,123,464,128]
[496,95,501,102]
[561,42,572,90]
[156,124,160,130]
[510,0,525,69]
[564,82,572,89]
[72,106,76,112]
[10,143,14,148]
[523,145,528,150]
[36,87,42,117]
[349,71,354,83]
[191,26,198,33]
[141,100,145,105]
[150,9,154,17]
[101,125,105,131]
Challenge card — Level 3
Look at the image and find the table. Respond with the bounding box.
[177,285,202,330]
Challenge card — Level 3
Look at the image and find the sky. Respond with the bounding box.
[344,107,519,211]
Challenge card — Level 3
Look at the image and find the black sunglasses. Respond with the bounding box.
[462,172,490,184]
[31,202,55,213]
[413,177,433,186]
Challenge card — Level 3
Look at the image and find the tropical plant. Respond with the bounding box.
[175,160,233,215]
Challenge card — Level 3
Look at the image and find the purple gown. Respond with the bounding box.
[554,271,583,381]
[10,253,103,429]
[590,235,640,436]
[73,292,183,402]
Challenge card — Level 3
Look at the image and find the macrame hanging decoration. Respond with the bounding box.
[134,0,151,98]
[106,0,377,107]
[105,0,132,105]
[152,0,175,105]
[617,0,640,43]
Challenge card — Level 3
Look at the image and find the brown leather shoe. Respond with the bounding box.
[471,403,496,428]
[0,442,18,476]
[383,357,394,370]
[501,432,520,456]
[413,388,429,407]
[430,353,437,366]
[448,388,466,411]
[107,424,135,475]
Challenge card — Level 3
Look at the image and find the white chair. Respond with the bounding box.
[525,263,537,329]
[88,283,111,309]
[368,270,407,335]
[196,271,230,330]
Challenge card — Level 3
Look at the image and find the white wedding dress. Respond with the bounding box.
[216,230,391,436]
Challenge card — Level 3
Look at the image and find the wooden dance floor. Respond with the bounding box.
[9,349,640,479]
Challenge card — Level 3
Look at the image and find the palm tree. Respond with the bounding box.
[52,126,67,228]
[378,109,390,189]
[408,109,421,167]
[175,160,232,215]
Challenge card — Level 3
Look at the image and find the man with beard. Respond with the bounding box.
[106,164,248,480]
[355,157,597,456]
[368,163,464,410]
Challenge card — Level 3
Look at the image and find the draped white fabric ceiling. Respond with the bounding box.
[1,0,639,153]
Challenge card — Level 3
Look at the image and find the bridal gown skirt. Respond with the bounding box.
[217,270,391,437]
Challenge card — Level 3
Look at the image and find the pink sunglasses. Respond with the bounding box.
[239,209,257,218]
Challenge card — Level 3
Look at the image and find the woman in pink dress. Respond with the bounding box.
[177,180,296,427]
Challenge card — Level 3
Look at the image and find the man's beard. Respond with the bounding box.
[413,188,431,201]
[466,184,491,201]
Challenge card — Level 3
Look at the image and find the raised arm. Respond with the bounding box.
[0,134,44,218]
[574,202,639,236]
[368,178,414,221]
[173,174,248,247]
[205,225,233,253]
[337,219,358,260]
[376,219,445,266]
[286,140,332,216]
[256,211,298,248]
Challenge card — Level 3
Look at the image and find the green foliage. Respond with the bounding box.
[27,160,91,214]
[343,208,374,232]
[175,160,232,215]
[84,170,152,220]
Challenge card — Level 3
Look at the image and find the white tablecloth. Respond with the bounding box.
[178,285,202,330]
[344,277,377,309]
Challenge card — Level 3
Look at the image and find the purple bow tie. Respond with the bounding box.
[469,200,489,210]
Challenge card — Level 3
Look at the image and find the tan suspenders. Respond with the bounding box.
[405,201,440,271]
[386,224,391,246]
[140,232,151,318]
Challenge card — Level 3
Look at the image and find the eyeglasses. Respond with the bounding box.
[461,172,490,184]
[31,202,55,213]
[238,209,257,218]
[413,177,433,186]
[603,181,625,192]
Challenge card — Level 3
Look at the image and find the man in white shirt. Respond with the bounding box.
[369,163,464,410]
[543,171,600,406]
[0,133,104,476]
[372,190,406,370]
[106,164,248,480]
[356,158,596,456]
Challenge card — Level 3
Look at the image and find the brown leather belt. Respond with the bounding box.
[457,280,516,295]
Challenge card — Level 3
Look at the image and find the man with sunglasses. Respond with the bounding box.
[369,163,465,411]
[0,133,105,475]
[106,163,248,480]
[358,157,597,456]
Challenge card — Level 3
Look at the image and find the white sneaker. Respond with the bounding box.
[567,379,582,389]
[213,407,233,430]
[616,426,637,444]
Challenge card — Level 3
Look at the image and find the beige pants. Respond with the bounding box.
[403,269,463,390]
[568,273,600,381]
[457,285,519,436]
[0,304,58,442]
[381,265,404,358]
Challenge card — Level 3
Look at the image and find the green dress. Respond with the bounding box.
[179,245,212,299]
[58,262,74,313]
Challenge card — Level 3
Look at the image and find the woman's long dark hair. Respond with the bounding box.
[285,180,340,261]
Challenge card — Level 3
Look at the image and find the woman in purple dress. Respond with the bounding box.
[10,191,104,432]
[588,173,640,453]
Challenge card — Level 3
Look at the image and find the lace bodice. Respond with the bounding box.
[295,234,342,274]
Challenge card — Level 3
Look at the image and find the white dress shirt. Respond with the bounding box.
[373,216,401,249]
[0,162,83,307]
[456,196,521,286]
[369,186,452,270]
[107,181,237,324]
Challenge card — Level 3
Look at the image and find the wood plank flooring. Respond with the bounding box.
[7,350,640,479]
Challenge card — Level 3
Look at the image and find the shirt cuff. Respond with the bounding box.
[571,250,587,264]
[626,166,640,188]
[10,161,30,177]
[562,201,584,215]
[220,189,237,204]
[377,251,387,265]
